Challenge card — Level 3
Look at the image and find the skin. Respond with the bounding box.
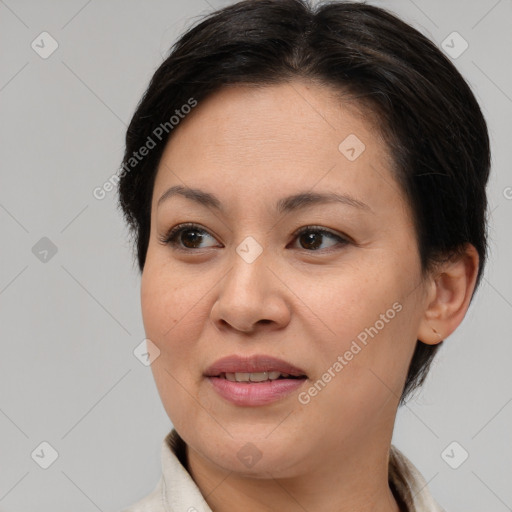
[140,80,479,512]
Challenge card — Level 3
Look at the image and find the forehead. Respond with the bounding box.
[152,80,405,217]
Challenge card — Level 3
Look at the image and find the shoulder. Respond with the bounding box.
[118,429,212,512]
[389,444,446,512]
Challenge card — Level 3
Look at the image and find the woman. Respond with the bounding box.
[117,0,490,510]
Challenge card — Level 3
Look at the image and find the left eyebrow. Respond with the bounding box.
[157,185,373,214]
[275,191,373,214]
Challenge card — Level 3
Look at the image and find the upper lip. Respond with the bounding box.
[204,354,307,377]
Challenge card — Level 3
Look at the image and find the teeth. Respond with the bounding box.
[222,371,291,382]
[248,372,267,382]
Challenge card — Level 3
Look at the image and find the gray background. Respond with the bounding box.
[1,0,511,511]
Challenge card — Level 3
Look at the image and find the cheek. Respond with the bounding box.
[141,265,207,425]
[141,262,207,344]
[299,262,395,343]
[302,266,416,403]
[140,270,197,409]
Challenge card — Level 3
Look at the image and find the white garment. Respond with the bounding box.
[121,429,445,512]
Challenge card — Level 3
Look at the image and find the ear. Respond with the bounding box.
[417,244,480,345]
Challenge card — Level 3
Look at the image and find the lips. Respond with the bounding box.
[204,354,308,406]
[204,354,307,378]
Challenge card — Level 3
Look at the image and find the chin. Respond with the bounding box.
[201,433,301,476]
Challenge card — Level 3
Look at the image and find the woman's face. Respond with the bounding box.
[141,80,431,477]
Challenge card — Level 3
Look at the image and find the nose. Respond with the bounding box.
[210,246,291,334]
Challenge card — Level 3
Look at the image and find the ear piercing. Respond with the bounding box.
[432,328,442,339]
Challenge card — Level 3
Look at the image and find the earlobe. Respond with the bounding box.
[432,327,442,340]
[417,244,479,345]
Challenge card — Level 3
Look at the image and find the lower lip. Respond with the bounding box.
[206,376,307,406]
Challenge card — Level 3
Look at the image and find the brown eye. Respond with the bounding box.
[159,223,219,250]
[299,231,324,250]
[292,227,349,251]
[179,228,206,248]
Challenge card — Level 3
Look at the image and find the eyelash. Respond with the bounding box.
[158,222,351,252]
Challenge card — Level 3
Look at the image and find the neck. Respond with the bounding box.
[184,421,403,512]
